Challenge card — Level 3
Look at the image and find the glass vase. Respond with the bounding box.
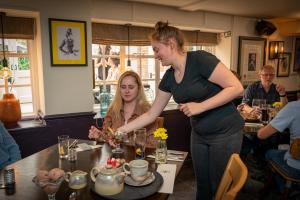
[155,139,167,164]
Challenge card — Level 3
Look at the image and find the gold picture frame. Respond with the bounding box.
[49,18,87,66]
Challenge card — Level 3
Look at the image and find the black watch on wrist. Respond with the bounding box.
[279,94,287,97]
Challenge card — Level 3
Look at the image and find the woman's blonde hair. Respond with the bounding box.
[151,21,185,52]
[107,70,150,123]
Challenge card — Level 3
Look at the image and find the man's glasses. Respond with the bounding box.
[260,74,275,77]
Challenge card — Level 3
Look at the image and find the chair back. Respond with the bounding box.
[290,138,300,160]
[215,154,248,200]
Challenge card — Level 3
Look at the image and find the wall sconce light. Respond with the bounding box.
[269,41,284,59]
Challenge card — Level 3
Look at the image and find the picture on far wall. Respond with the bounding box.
[238,36,267,85]
[49,18,87,66]
[293,37,300,73]
[277,52,291,77]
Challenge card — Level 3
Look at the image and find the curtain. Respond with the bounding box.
[92,22,218,46]
[0,15,35,40]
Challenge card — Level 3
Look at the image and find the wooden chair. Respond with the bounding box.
[215,153,248,200]
[266,139,300,200]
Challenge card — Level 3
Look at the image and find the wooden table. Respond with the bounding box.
[243,122,264,135]
[0,140,188,200]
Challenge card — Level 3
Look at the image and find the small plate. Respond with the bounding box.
[124,172,155,187]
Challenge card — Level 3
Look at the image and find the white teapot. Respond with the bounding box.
[90,166,126,196]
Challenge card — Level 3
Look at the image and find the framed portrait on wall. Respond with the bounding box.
[277,52,291,77]
[293,37,300,73]
[49,18,87,66]
[238,36,267,85]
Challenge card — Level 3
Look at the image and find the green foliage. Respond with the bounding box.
[18,57,29,70]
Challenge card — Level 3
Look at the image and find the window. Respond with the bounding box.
[92,44,216,107]
[0,39,35,116]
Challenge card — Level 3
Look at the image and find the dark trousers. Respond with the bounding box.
[191,130,243,200]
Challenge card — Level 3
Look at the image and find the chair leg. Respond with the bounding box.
[280,181,292,200]
[259,171,274,200]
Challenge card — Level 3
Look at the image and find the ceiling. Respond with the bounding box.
[122,0,300,20]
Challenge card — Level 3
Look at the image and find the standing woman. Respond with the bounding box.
[118,21,244,200]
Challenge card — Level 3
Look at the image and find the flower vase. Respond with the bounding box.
[155,139,167,164]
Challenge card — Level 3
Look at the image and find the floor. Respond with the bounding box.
[167,157,296,200]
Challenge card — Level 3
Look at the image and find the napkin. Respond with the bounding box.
[146,155,184,162]
[157,164,177,194]
[76,143,102,152]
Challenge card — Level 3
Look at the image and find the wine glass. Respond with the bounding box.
[32,176,64,200]
[111,130,125,154]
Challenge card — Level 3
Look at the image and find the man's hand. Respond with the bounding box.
[276,84,286,96]
[178,102,204,117]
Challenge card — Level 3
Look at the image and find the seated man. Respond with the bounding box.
[242,64,288,107]
[257,70,300,193]
[240,65,288,161]
[0,121,21,169]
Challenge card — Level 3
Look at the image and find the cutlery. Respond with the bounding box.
[136,172,153,186]
[167,150,184,155]
[69,139,78,149]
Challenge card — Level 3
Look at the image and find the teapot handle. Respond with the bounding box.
[122,163,131,175]
[64,172,72,182]
[90,167,100,182]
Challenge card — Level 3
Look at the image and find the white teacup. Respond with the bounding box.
[123,160,149,182]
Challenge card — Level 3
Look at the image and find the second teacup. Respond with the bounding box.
[123,160,149,182]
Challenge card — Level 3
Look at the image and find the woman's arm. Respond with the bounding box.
[118,90,172,133]
[179,62,244,117]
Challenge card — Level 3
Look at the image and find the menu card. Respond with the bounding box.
[157,164,177,194]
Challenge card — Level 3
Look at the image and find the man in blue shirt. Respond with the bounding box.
[243,65,288,106]
[0,121,21,169]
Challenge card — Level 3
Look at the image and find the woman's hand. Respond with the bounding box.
[179,102,204,117]
[88,126,102,139]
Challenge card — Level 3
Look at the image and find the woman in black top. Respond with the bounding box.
[118,21,244,200]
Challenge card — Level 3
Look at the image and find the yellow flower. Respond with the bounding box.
[272,102,282,107]
[153,128,168,140]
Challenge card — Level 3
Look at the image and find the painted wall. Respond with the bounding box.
[0,0,94,115]
[0,0,298,116]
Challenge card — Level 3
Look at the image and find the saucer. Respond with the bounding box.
[124,172,155,187]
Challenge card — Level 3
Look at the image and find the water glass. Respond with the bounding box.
[134,128,147,159]
[68,148,77,162]
[252,99,266,109]
[58,135,69,159]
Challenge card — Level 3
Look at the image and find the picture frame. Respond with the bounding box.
[293,37,300,73]
[238,36,267,85]
[49,18,87,66]
[277,52,291,77]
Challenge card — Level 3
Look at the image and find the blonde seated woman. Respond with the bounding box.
[89,71,158,148]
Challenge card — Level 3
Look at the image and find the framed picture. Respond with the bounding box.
[293,37,300,73]
[277,52,291,77]
[238,36,267,85]
[49,18,87,66]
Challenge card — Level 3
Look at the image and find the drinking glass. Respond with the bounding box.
[260,104,269,124]
[252,99,266,109]
[134,128,147,159]
[58,135,69,159]
[111,131,125,154]
[32,177,64,200]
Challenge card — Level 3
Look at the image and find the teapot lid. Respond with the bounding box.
[72,170,87,176]
[100,167,119,175]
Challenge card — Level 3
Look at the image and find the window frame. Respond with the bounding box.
[0,39,38,117]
